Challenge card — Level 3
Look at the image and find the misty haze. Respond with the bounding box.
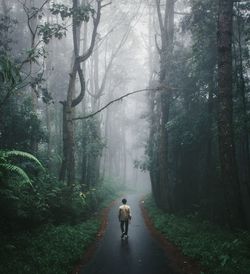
[0,0,250,274]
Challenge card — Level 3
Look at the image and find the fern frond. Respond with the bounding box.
[0,163,33,186]
[5,151,45,171]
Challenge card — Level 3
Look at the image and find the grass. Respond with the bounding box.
[0,178,123,274]
[144,195,250,274]
[0,218,100,274]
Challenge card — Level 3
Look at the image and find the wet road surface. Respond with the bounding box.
[80,194,176,274]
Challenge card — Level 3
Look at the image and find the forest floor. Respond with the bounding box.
[74,193,201,274]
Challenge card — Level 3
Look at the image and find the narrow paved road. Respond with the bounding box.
[80,194,176,274]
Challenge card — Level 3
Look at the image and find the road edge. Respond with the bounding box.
[140,199,204,274]
[72,200,116,274]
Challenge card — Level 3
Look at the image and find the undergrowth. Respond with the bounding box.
[144,195,250,274]
[0,219,100,274]
[0,177,122,274]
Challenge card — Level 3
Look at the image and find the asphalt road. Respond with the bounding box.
[79,194,176,274]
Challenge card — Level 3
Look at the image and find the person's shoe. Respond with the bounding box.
[124,234,128,239]
[121,232,125,238]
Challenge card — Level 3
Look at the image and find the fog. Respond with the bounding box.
[1,1,250,273]
[21,0,155,193]
[1,0,250,229]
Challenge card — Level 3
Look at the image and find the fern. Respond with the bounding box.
[0,55,21,85]
[0,150,44,186]
[0,163,32,185]
[5,150,45,171]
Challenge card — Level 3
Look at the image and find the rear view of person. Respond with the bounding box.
[118,198,132,239]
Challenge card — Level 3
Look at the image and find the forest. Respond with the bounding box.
[0,0,250,273]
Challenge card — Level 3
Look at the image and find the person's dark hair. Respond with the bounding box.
[122,198,127,204]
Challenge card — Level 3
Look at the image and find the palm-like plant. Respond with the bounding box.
[0,150,44,186]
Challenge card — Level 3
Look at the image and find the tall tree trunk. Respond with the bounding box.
[235,5,250,194]
[148,91,160,205]
[45,104,51,167]
[154,0,175,211]
[102,86,112,178]
[28,0,39,110]
[59,0,101,186]
[217,0,245,228]
[59,104,67,181]
[158,92,171,210]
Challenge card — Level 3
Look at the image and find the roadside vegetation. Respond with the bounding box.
[0,219,100,274]
[144,195,250,274]
[0,173,122,274]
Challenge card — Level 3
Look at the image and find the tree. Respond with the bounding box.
[58,0,102,186]
[233,2,250,196]
[149,0,175,211]
[217,0,245,228]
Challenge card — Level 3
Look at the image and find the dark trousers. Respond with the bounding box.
[120,220,129,235]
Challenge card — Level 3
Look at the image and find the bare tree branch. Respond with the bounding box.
[155,0,164,35]
[88,1,142,101]
[101,1,112,8]
[78,0,102,63]
[174,11,190,16]
[73,88,158,120]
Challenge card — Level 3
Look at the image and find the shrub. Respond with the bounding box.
[144,195,250,274]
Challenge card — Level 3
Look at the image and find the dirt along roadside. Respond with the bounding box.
[140,199,204,274]
[72,200,116,274]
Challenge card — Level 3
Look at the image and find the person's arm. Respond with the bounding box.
[128,207,132,220]
[118,208,121,221]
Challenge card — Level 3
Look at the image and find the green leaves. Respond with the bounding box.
[0,163,31,185]
[50,3,72,19]
[0,55,21,86]
[73,5,95,24]
[144,195,250,274]
[0,220,100,274]
[50,2,95,24]
[5,150,44,170]
[0,150,45,186]
[37,23,67,44]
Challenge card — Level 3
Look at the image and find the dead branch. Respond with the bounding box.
[73,88,157,120]
[101,1,112,8]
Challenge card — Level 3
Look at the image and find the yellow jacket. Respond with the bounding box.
[118,204,131,221]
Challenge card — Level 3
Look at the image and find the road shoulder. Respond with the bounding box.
[140,200,203,274]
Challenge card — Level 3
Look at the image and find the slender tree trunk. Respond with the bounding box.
[217,0,245,228]
[154,0,175,211]
[66,70,76,185]
[29,0,39,109]
[59,104,67,181]
[59,0,101,186]
[46,104,51,166]
[80,2,88,188]
[121,125,127,185]
[158,92,171,210]
[236,6,250,193]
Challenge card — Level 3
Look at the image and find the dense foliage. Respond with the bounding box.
[0,1,125,272]
[146,0,250,228]
[0,219,100,274]
[144,195,250,274]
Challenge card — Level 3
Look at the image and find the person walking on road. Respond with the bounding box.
[118,198,132,239]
